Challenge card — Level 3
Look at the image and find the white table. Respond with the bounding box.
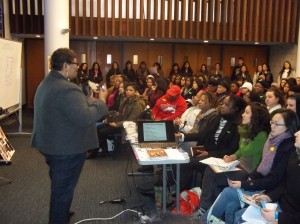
[123,121,190,212]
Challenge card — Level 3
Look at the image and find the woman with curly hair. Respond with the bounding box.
[197,102,271,215]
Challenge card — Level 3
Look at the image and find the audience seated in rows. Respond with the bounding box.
[177,95,246,190]
[86,82,146,158]
[201,109,298,224]
[199,103,270,213]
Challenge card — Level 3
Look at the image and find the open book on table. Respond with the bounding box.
[200,157,240,173]
[147,149,168,160]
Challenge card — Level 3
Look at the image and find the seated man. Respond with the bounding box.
[151,85,187,121]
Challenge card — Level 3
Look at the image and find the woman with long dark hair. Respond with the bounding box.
[278,60,296,83]
[88,62,103,84]
[198,103,270,215]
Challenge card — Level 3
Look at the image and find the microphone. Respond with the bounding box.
[179,121,187,130]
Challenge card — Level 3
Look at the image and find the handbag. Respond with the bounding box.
[172,190,200,215]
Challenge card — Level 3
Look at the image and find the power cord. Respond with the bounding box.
[73,209,151,224]
[97,143,132,205]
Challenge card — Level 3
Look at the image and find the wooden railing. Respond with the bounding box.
[9,0,300,43]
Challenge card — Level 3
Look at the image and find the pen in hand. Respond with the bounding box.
[252,190,266,200]
[258,190,266,196]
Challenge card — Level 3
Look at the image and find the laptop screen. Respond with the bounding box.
[137,120,175,143]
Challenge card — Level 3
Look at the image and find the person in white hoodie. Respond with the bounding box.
[174,91,202,134]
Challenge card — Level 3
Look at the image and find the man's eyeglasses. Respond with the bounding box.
[68,61,79,66]
[270,121,285,127]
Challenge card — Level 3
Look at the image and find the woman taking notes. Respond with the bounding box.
[202,109,299,224]
[198,103,270,215]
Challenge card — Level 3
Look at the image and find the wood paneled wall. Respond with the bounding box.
[25,39,268,108]
[222,45,269,76]
[25,39,44,108]
[9,0,300,44]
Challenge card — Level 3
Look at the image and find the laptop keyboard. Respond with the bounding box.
[139,142,179,149]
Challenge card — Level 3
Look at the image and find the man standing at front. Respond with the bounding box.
[31,48,108,224]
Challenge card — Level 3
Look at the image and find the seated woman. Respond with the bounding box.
[108,75,124,111]
[173,91,201,134]
[286,93,300,120]
[181,76,194,100]
[265,87,285,114]
[87,82,146,158]
[142,76,156,100]
[237,130,300,224]
[198,102,270,214]
[232,130,300,224]
[148,77,168,108]
[177,95,246,190]
[177,91,218,153]
[202,108,299,224]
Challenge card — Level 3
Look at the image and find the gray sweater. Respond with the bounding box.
[31,70,108,155]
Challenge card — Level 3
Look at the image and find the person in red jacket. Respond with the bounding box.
[151,85,187,120]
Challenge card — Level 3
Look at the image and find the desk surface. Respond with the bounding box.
[123,121,190,165]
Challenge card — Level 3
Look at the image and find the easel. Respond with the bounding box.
[0,127,15,184]
[0,39,23,183]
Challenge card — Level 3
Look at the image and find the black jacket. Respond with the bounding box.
[241,137,294,191]
[185,114,240,158]
[267,150,300,223]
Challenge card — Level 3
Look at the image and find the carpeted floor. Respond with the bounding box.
[0,109,158,224]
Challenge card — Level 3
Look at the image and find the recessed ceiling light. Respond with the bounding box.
[204,40,208,43]
[254,42,259,45]
[93,36,98,40]
[150,38,154,41]
[36,35,41,38]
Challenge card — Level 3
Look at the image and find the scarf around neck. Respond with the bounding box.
[256,131,292,176]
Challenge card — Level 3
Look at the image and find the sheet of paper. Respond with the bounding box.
[200,157,240,170]
[88,81,99,90]
[242,204,277,224]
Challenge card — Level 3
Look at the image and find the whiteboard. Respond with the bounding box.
[0,38,22,110]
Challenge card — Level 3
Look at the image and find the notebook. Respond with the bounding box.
[137,120,178,149]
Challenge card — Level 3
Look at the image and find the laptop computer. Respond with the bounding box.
[137,120,178,148]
